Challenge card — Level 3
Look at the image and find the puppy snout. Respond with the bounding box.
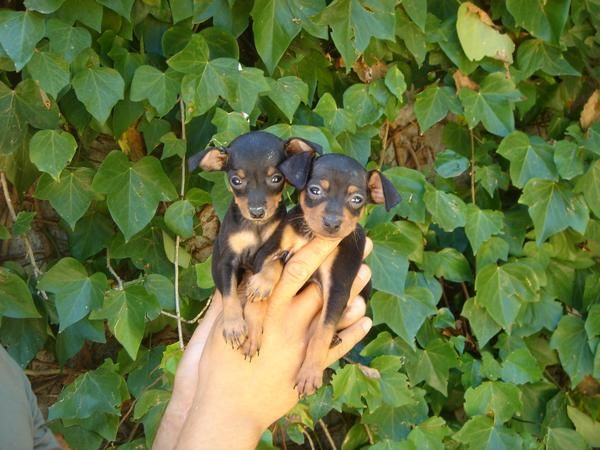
[322,215,342,232]
[249,206,266,219]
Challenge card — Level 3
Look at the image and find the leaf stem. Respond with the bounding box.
[318,419,337,450]
[106,248,123,290]
[470,129,476,204]
[0,172,48,300]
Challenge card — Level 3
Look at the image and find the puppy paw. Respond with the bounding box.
[294,366,323,398]
[246,272,274,302]
[222,316,248,348]
[239,325,263,360]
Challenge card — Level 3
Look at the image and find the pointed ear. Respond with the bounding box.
[368,170,401,211]
[187,147,228,172]
[278,151,314,190]
[284,137,323,156]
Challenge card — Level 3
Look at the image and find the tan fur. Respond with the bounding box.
[200,149,228,171]
[260,219,281,242]
[267,166,276,176]
[347,184,360,194]
[280,223,310,253]
[320,179,330,190]
[246,259,284,301]
[264,191,283,219]
[228,230,257,254]
[285,138,314,155]
[368,172,386,205]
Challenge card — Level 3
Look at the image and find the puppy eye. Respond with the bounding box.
[309,185,322,196]
[230,176,243,186]
[350,194,364,205]
[271,174,283,184]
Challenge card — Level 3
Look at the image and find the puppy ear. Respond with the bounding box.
[278,152,314,190]
[187,146,228,172]
[368,170,401,211]
[284,137,323,156]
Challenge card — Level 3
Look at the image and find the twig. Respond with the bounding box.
[25,368,76,376]
[301,426,316,450]
[461,282,470,300]
[1,172,48,300]
[379,120,390,168]
[363,424,374,445]
[106,249,123,290]
[318,419,337,450]
[470,129,476,204]
[161,294,213,324]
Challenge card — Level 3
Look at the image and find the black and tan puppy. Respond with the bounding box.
[187,131,321,347]
[244,153,401,395]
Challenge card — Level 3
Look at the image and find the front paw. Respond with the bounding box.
[239,323,263,360]
[222,316,248,348]
[246,273,274,302]
[294,366,324,398]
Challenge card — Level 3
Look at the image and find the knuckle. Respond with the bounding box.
[283,260,309,284]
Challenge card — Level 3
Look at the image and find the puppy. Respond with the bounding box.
[244,153,400,395]
[187,131,321,347]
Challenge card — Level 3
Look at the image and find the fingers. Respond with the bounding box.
[363,237,373,259]
[325,317,372,367]
[270,237,341,303]
[336,296,366,330]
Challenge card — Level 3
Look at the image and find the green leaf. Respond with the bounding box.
[371,288,437,349]
[195,256,214,289]
[92,151,177,240]
[550,315,594,385]
[0,81,27,155]
[47,19,92,63]
[402,0,427,31]
[56,0,103,32]
[12,211,36,237]
[554,140,585,180]
[144,274,175,311]
[331,363,380,408]
[414,85,461,133]
[316,0,396,66]
[97,0,135,20]
[251,0,301,73]
[160,132,187,159]
[459,73,521,137]
[404,339,458,395]
[575,160,600,219]
[229,66,270,115]
[35,169,95,230]
[464,381,522,424]
[520,179,589,246]
[0,224,9,240]
[72,67,125,123]
[130,66,180,117]
[342,84,382,127]
[164,200,195,238]
[38,257,107,331]
[266,76,308,122]
[545,428,589,450]
[567,406,600,448]
[506,0,570,43]
[0,10,45,70]
[24,0,66,13]
[424,185,467,232]
[497,131,558,188]
[456,2,515,63]
[422,248,473,282]
[0,317,47,367]
[382,167,427,223]
[500,347,543,384]
[48,363,128,421]
[15,79,60,130]
[0,268,40,319]
[211,108,250,145]
[166,34,209,74]
[69,213,114,260]
[434,149,469,178]
[462,298,501,347]
[29,129,77,180]
[464,205,504,254]
[454,416,523,450]
[384,65,407,101]
[475,262,540,331]
[475,164,509,197]
[89,286,161,359]
[396,8,427,65]
[56,317,105,365]
[26,51,70,99]
[336,126,377,166]
[516,39,580,78]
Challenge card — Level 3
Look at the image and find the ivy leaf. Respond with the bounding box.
[567,406,600,448]
[230,66,270,115]
[464,381,522,424]
[404,339,458,395]
[35,169,95,230]
[414,85,461,133]
[459,73,521,137]
[331,363,380,408]
[384,66,407,100]
[516,39,580,78]
[0,81,27,155]
[15,79,60,130]
[0,224,9,240]
[371,288,437,349]
[545,428,589,450]
[497,131,558,188]
[0,268,40,319]
[144,274,175,311]
[12,211,36,236]
[130,66,180,117]
[211,108,250,145]
[575,160,600,218]
[26,51,70,99]
[160,132,187,159]
[402,0,427,31]
[366,224,412,296]
[474,262,540,331]
[475,164,509,197]
[0,10,45,70]
[550,315,594,385]
[48,362,129,421]
[343,84,382,127]
[38,257,107,331]
[554,140,585,180]
[382,167,427,223]
[24,0,66,13]
[72,67,125,123]
[500,347,543,384]
[56,0,103,32]
[0,317,47,367]
[506,0,570,43]
[69,213,114,260]
[89,286,161,359]
[520,179,589,246]
[462,298,501,347]
[56,317,105,365]
[46,18,91,64]
[424,185,467,232]
[166,34,209,74]
[422,248,473,282]
[456,2,515,63]
[464,205,504,254]
[96,0,135,20]
[266,76,308,122]
[92,151,177,240]
[316,0,396,67]
[29,129,77,180]
[164,200,195,239]
[336,126,377,166]
[454,416,523,450]
[251,0,301,74]
[434,149,469,178]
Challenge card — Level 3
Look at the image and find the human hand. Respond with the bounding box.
[165,236,372,450]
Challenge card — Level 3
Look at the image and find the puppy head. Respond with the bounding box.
[283,154,400,239]
[188,131,321,222]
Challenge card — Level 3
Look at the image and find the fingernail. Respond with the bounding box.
[361,318,372,332]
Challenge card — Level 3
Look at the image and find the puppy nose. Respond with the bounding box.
[249,206,265,219]
[323,215,341,232]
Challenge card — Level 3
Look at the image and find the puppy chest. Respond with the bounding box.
[227,230,260,255]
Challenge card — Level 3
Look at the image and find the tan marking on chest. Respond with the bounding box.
[280,224,310,253]
[228,230,258,254]
[260,219,280,242]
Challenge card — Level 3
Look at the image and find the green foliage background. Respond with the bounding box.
[0,0,599,448]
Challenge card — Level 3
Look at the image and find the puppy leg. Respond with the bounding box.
[246,258,284,302]
[295,321,336,397]
[239,300,268,359]
[221,270,247,348]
